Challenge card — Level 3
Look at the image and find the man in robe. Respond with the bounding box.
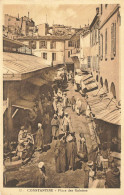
[51,114,59,140]
[66,133,77,170]
[54,134,67,173]
[33,162,46,187]
[35,123,44,151]
[75,98,82,115]
[63,113,70,133]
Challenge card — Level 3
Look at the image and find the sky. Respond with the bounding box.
[3,4,99,28]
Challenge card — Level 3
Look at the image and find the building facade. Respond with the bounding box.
[99,4,121,101]
[17,36,73,66]
[90,7,100,79]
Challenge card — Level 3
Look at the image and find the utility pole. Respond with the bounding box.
[46,14,47,23]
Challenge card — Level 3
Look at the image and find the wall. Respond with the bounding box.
[65,40,74,63]
[38,23,49,36]
[80,33,91,69]
[99,5,120,101]
[33,40,65,66]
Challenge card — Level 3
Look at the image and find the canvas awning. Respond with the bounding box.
[12,99,35,110]
[86,82,98,90]
[28,77,48,87]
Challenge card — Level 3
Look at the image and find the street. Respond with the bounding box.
[6,82,93,188]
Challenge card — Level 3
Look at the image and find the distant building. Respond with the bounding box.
[80,30,91,71]
[37,23,49,36]
[70,26,89,71]
[3,13,35,37]
[17,35,74,67]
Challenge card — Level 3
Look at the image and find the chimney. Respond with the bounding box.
[96,7,99,15]
[28,12,29,18]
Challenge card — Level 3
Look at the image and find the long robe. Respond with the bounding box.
[54,140,67,173]
[32,169,45,188]
[51,118,59,137]
[35,128,43,149]
[66,139,77,170]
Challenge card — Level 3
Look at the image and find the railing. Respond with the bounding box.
[72,48,80,54]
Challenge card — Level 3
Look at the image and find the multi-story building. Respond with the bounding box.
[3,13,35,37]
[99,4,121,102]
[17,35,74,67]
[70,27,89,71]
[80,30,91,71]
[90,7,100,79]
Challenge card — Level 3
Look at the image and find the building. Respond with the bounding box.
[3,13,35,38]
[37,23,49,36]
[80,30,91,71]
[70,26,89,71]
[99,4,121,102]
[17,35,73,67]
[90,7,100,79]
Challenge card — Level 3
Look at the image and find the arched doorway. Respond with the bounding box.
[100,77,103,87]
[110,82,116,98]
[105,79,109,92]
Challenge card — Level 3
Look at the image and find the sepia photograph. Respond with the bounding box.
[1,0,121,190]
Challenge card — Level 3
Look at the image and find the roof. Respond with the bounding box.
[70,27,89,41]
[3,52,51,81]
[3,37,28,48]
[16,35,72,41]
[90,14,100,30]
[86,90,121,125]
[12,99,35,110]
[83,73,121,125]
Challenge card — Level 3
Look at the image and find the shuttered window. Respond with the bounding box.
[111,23,114,58]
[105,28,107,57]
[100,34,103,60]
[114,22,116,56]
[111,22,116,59]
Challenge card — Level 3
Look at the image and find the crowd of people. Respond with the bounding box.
[3,68,120,188]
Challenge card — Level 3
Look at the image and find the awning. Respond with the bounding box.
[87,95,121,125]
[82,74,93,81]
[86,82,98,90]
[28,77,47,87]
[12,99,35,110]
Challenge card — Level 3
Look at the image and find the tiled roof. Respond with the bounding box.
[16,35,72,41]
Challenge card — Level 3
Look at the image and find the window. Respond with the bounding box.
[105,29,107,59]
[39,41,47,49]
[101,4,103,15]
[42,53,47,60]
[68,41,73,47]
[52,53,56,61]
[29,40,36,49]
[50,41,56,49]
[87,56,91,68]
[68,51,70,58]
[100,34,103,60]
[111,22,116,59]
[105,4,108,8]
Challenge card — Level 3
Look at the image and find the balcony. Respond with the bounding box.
[70,48,80,58]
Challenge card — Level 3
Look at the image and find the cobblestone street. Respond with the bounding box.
[6,82,93,188]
